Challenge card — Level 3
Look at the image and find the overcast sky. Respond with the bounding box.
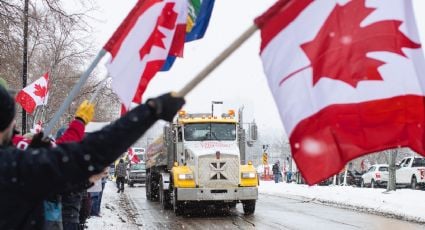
[79,0,425,139]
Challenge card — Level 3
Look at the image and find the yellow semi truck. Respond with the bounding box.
[145,109,258,215]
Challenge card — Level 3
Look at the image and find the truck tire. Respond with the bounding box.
[360,179,365,188]
[411,176,417,190]
[242,200,256,215]
[173,188,184,216]
[159,177,172,209]
[146,173,152,200]
[146,171,158,201]
[129,182,134,187]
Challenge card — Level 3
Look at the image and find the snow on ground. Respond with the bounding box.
[259,181,425,223]
[86,181,139,229]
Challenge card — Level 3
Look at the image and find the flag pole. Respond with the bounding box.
[175,24,258,97]
[89,77,110,103]
[43,49,107,138]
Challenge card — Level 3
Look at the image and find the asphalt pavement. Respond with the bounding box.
[120,184,424,230]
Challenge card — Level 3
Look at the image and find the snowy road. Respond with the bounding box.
[119,185,423,230]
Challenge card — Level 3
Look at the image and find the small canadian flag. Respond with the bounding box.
[16,72,49,114]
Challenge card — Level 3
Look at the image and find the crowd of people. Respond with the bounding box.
[0,80,185,229]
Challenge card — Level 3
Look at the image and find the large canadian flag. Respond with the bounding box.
[104,0,188,109]
[15,72,49,114]
[255,0,425,185]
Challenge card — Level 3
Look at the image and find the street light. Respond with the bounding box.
[211,101,223,116]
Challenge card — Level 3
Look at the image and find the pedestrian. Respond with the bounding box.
[87,178,102,216]
[12,101,96,230]
[96,171,108,215]
[272,161,281,183]
[0,85,185,229]
[78,189,91,229]
[115,159,127,193]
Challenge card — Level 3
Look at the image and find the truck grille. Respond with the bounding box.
[198,154,239,188]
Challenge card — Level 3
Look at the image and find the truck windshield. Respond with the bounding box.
[130,163,146,170]
[184,123,236,141]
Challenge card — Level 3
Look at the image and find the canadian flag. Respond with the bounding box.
[128,148,141,164]
[255,0,425,185]
[104,0,188,109]
[15,72,49,114]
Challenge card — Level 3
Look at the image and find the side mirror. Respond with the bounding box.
[250,123,258,141]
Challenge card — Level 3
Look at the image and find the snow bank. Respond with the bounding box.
[86,182,138,229]
[259,181,425,223]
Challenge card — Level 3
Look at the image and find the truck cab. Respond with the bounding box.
[146,110,258,215]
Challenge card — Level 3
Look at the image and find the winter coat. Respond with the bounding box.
[0,104,157,230]
[272,163,281,174]
[58,120,86,225]
[56,119,85,144]
[115,162,127,178]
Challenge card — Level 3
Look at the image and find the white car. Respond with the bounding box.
[361,164,389,188]
[396,156,425,189]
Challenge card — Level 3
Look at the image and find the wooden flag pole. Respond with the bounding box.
[43,49,107,138]
[175,24,258,97]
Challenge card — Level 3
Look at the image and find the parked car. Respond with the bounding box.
[361,164,389,188]
[338,170,364,187]
[396,156,425,189]
[127,162,146,187]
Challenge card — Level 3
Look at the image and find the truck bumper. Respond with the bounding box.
[177,187,258,201]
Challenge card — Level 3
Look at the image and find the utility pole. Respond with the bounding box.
[22,0,29,134]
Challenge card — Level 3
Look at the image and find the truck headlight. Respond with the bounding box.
[178,173,194,180]
[242,172,256,179]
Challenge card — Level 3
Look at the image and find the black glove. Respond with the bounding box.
[29,132,52,148]
[147,93,185,122]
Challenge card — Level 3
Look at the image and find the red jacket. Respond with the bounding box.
[56,119,85,143]
[12,119,85,150]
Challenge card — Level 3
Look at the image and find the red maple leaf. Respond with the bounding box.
[139,2,177,60]
[280,0,421,87]
[34,84,47,98]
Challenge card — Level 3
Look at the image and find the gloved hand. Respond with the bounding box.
[147,93,185,122]
[29,132,52,148]
[75,100,95,124]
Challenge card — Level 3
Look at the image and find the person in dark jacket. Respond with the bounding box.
[115,159,127,193]
[0,85,185,229]
[12,101,95,230]
[272,161,282,183]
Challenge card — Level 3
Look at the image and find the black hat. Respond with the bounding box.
[0,85,15,131]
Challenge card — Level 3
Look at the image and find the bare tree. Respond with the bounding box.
[0,0,122,133]
[387,148,398,191]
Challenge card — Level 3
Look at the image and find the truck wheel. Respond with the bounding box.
[360,179,365,188]
[152,176,159,201]
[242,200,256,215]
[129,182,134,187]
[146,175,152,200]
[411,176,417,190]
[228,202,237,209]
[159,178,172,209]
[173,188,184,216]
